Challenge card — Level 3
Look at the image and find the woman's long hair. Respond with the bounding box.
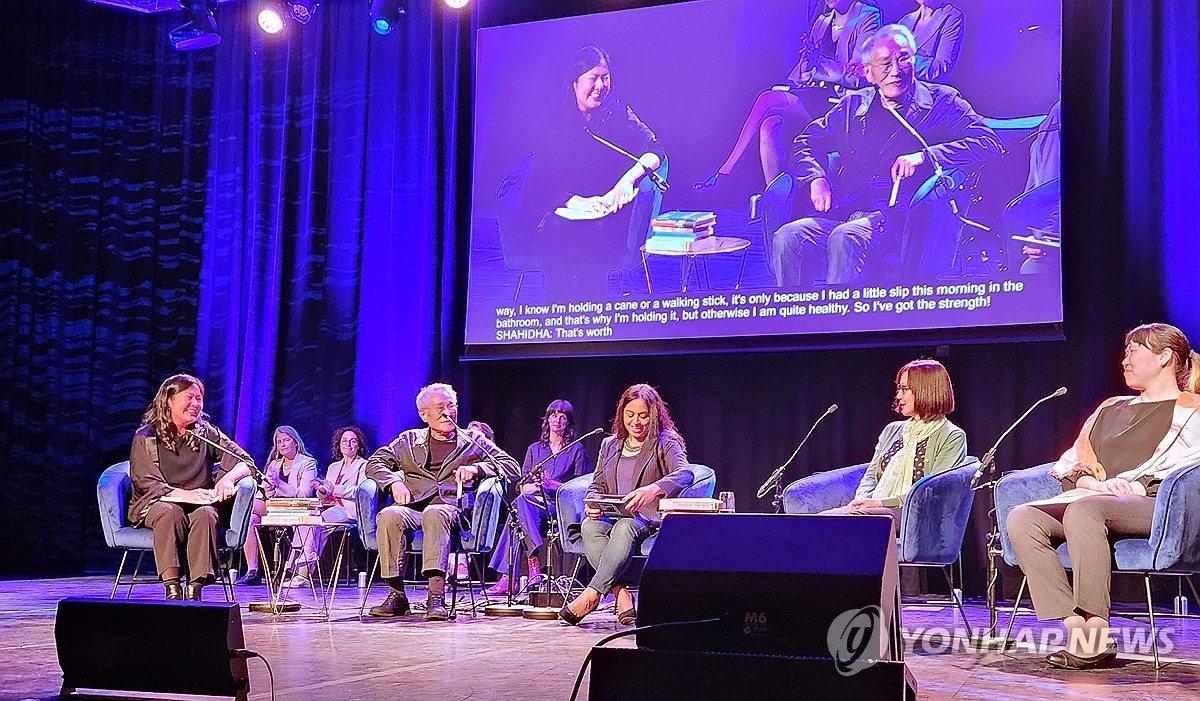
[1126,323,1200,392]
[140,373,207,451]
[267,425,312,465]
[540,399,579,446]
[609,383,683,449]
[330,425,368,460]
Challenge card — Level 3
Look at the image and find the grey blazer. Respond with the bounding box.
[585,431,694,503]
[366,427,520,503]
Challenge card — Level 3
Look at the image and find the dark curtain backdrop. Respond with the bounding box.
[0,0,1196,587]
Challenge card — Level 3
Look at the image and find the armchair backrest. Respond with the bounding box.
[682,464,716,499]
[993,462,1060,567]
[897,457,979,565]
[97,461,133,548]
[781,463,869,515]
[1144,460,1200,572]
[460,477,506,554]
[556,474,594,556]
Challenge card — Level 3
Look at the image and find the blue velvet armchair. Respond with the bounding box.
[782,457,982,635]
[355,475,507,616]
[995,460,1200,668]
[556,464,717,593]
[97,460,257,600]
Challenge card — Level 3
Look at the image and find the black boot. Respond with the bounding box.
[164,581,183,600]
[185,582,204,601]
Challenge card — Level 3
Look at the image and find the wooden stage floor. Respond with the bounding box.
[2,576,1198,700]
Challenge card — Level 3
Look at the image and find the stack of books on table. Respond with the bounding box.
[645,211,716,253]
[262,498,323,525]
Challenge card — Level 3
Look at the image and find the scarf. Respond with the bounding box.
[871,417,946,503]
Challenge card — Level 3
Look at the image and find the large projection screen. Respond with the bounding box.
[465,0,1062,356]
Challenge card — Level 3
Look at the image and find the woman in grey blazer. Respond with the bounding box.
[560,384,694,626]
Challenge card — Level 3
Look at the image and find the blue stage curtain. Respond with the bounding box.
[0,3,214,571]
[194,2,473,457]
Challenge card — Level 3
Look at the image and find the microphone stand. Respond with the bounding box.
[757,405,838,513]
[584,127,670,192]
[967,387,1067,650]
[521,428,604,621]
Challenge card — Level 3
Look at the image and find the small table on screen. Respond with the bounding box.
[640,236,751,294]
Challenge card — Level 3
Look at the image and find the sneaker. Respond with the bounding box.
[425,593,449,621]
[368,590,411,617]
[284,574,311,589]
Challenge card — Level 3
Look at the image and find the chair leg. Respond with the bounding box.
[111,550,130,599]
[1185,574,1200,611]
[358,552,380,620]
[127,551,147,599]
[1145,574,1161,670]
[1002,575,1028,645]
[513,271,526,301]
[941,565,973,639]
[564,555,585,601]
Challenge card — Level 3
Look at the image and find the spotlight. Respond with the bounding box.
[258,1,286,34]
[443,0,469,8]
[286,1,319,25]
[369,0,405,36]
[168,1,221,51]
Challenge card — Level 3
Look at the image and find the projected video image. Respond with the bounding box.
[465,0,1062,348]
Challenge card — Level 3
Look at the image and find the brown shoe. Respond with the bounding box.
[425,594,449,621]
[185,582,204,601]
[369,590,411,617]
[164,581,183,600]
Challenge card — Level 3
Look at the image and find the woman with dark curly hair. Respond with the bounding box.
[560,384,694,626]
[128,374,256,600]
[485,400,592,596]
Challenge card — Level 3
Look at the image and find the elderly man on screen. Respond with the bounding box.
[366,383,519,621]
[770,23,1001,288]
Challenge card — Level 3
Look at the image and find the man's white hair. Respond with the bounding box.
[858,24,918,64]
[416,382,458,411]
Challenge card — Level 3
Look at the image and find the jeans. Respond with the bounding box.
[488,493,550,572]
[581,515,655,595]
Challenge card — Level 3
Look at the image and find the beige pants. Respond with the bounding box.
[1007,494,1155,620]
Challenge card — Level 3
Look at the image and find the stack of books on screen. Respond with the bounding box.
[645,210,716,253]
[262,498,323,525]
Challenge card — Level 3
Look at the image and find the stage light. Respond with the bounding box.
[258,1,286,34]
[443,0,469,9]
[168,1,222,51]
[370,0,405,36]
[286,1,319,25]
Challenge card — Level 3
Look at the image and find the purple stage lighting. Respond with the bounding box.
[258,2,286,34]
[85,0,185,12]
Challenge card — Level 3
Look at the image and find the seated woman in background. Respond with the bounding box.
[235,425,318,585]
[1007,323,1200,669]
[560,384,694,627]
[897,0,965,84]
[129,374,256,600]
[821,359,967,527]
[694,0,881,190]
[486,400,592,596]
[285,426,368,588]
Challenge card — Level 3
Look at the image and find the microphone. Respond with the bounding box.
[883,105,959,214]
[972,387,1067,487]
[756,404,839,499]
[520,427,605,487]
[583,127,670,192]
[184,426,252,467]
[443,413,521,480]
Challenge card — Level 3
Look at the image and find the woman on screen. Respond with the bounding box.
[1007,323,1200,669]
[897,0,966,84]
[235,425,318,586]
[694,0,881,190]
[520,45,666,300]
[128,374,256,600]
[560,384,694,626]
[819,359,966,528]
[485,400,591,596]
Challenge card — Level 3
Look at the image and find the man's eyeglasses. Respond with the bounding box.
[871,53,914,76]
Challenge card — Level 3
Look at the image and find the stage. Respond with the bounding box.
[3,576,1198,700]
